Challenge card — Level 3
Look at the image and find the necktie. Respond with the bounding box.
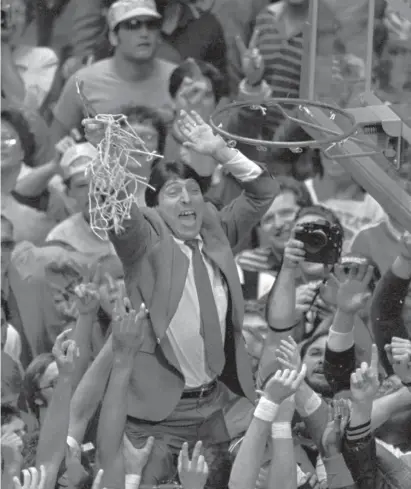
[185,239,225,377]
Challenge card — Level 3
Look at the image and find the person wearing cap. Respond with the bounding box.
[50,0,176,145]
[45,143,116,256]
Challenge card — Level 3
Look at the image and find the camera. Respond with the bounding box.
[295,222,342,264]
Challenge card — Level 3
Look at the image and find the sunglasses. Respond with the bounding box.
[120,18,161,31]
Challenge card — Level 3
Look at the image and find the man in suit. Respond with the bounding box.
[83,110,279,483]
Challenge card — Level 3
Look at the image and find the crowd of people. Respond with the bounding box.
[2,0,411,488]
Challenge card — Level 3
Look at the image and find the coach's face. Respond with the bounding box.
[158,177,205,239]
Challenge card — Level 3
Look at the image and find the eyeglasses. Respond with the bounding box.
[120,18,161,31]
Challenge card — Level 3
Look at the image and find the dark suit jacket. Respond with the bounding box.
[109,170,278,420]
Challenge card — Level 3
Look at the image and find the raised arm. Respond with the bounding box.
[36,331,78,489]
[323,264,374,394]
[370,232,411,375]
[176,110,279,249]
[257,232,305,388]
[97,300,149,488]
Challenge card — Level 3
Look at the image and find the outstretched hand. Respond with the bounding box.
[321,263,373,314]
[123,435,154,476]
[350,344,380,405]
[262,364,307,404]
[52,329,79,377]
[276,336,302,372]
[176,110,226,157]
[74,264,101,316]
[178,441,209,489]
[236,28,265,86]
[112,286,149,357]
[385,337,411,385]
[13,466,46,489]
[321,399,351,457]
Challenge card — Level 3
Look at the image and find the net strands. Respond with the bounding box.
[87,114,160,237]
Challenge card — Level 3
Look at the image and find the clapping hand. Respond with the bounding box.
[321,399,351,457]
[74,264,101,316]
[123,435,154,476]
[262,365,307,405]
[385,337,411,385]
[323,263,373,314]
[178,441,209,489]
[13,466,46,489]
[283,228,306,269]
[276,336,302,372]
[350,344,380,405]
[176,110,226,157]
[52,329,79,377]
[236,29,265,87]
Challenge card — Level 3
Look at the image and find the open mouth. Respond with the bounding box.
[179,210,196,223]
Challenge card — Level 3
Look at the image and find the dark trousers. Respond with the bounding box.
[125,382,231,484]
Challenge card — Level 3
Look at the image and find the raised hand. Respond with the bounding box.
[175,58,210,112]
[82,118,106,147]
[91,469,104,489]
[236,247,276,273]
[328,263,373,314]
[236,28,265,87]
[123,435,154,476]
[73,264,101,316]
[276,336,302,372]
[178,441,209,489]
[2,432,23,474]
[350,344,380,405]
[13,466,46,489]
[112,298,149,358]
[176,110,226,157]
[52,329,79,377]
[321,399,351,457]
[385,337,411,385]
[263,365,307,404]
[283,228,306,269]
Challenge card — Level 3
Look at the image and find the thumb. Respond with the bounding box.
[144,436,155,455]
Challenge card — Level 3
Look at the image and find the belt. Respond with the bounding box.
[181,379,218,399]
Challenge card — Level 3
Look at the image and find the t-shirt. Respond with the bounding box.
[46,212,116,255]
[53,58,176,132]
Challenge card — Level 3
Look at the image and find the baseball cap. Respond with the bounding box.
[60,143,97,181]
[107,0,161,31]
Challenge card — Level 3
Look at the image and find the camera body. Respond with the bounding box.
[295,221,342,264]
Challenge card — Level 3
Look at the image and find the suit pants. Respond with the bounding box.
[125,381,231,485]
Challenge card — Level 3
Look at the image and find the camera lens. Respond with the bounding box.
[304,230,327,253]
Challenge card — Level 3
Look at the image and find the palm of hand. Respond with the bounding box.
[336,280,368,313]
[188,125,223,154]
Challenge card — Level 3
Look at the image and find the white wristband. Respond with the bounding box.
[271,422,292,439]
[254,396,279,423]
[301,392,322,417]
[125,474,141,489]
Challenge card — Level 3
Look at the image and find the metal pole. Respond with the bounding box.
[365,0,375,93]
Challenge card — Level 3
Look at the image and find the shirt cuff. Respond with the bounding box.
[224,150,263,182]
[327,328,355,352]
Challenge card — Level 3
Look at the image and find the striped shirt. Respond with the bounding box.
[254,3,305,132]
